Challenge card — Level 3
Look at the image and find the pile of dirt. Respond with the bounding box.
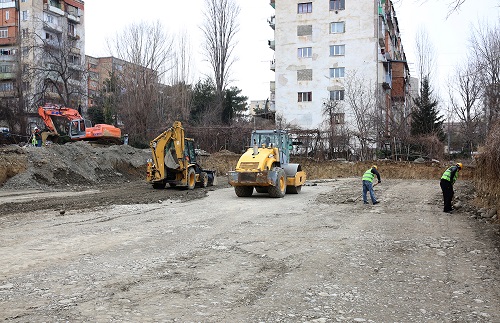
[0,142,151,190]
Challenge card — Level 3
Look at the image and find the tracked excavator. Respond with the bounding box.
[38,104,122,144]
[146,121,216,190]
[228,129,306,198]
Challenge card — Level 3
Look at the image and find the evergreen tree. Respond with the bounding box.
[411,77,445,141]
[222,86,248,124]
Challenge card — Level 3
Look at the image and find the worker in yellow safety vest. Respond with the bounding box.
[440,163,462,213]
[362,165,381,205]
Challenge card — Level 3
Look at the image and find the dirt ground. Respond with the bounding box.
[1,143,500,322]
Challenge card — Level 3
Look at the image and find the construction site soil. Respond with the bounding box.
[1,142,500,322]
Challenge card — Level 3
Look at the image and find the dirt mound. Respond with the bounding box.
[0,142,150,190]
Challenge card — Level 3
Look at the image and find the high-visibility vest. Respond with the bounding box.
[362,168,375,182]
[441,166,458,184]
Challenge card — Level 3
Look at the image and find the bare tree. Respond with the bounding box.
[200,0,240,124]
[414,27,437,85]
[23,17,86,109]
[447,61,483,155]
[344,72,378,161]
[108,20,174,145]
[168,30,194,122]
[469,21,500,133]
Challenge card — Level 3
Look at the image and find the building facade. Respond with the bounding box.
[0,0,85,115]
[268,0,411,137]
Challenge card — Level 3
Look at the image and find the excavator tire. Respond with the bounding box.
[197,172,209,188]
[234,186,254,197]
[187,168,196,190]
[286,185,302,194]
[268,167,286,198]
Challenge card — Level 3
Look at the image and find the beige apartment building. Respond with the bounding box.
[268,0,412,135]
[0,0,85,116]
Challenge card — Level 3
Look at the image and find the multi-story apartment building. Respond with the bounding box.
[0,0,85,116]
[268,0,412,139]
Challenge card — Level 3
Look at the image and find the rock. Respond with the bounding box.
[414,157,425,163]
[483,208,497,219]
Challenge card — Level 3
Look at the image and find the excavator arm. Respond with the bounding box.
[149,121,187,181]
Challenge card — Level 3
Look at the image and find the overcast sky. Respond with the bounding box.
[84,0,499,103]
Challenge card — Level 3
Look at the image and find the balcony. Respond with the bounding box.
[268,40,275,51]
[0,1,15,9]
[270,0,275,9]
[0,72,15,80]
[67,13,80,23]
[270,81,275,92]
[378,18,386,48]
[43,22,63,33]
[268,15,275,30]
[270,59,275,71]
[44,3,65,16]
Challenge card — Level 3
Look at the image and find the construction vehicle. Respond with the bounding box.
[146,121,216,190]
[38,104,122,144]
[228,129,306,198]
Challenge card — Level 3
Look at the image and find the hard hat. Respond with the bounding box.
[372,165,378,169]
[456,162,463,170]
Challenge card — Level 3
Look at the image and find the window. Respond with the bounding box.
[0,28,7,39]
[22,46,29,57]
[298,47,312,58]
[330,22,345,33]
[5,11,9,21]
[68,23,75,36]
[22,11,28,21]
[330,90,345,101]
[0,48,15,56]
[298,92,312,102]
[298,2,312,13]
[0,82,14,92]
[330,45,345,56]
[0,65,12,73]
[69,54,80,65]
[22,0,27,2]
[22,28,28,38]
[45,13,55,24]
[330,0,345,10]
[330,67,345,78]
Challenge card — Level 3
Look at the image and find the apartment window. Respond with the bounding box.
[21,0,27,2]
[0,28,7,39]
[330,45,345,56]
[22,28,28,38]
[45,13,56,24]
[22,46,29,56]
[330,90,345,101]
[298,47,312,58]
[69,54,80,65]
[298,2,312,13]
[298,92,312,102]
[330,67,345,78]
[68,23,75,36]
[330,22,345,33]
[21,11,28,21]
[0,49,14,56]
[330,0,345,10]
[0,82,14,92]
[5,11,9,21]
[0,65,12,73]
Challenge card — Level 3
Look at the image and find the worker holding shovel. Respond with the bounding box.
[362,165,381,205]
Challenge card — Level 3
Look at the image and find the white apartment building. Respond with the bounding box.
[268,0,411,132]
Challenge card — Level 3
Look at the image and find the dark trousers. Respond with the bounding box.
[440,179,454,212]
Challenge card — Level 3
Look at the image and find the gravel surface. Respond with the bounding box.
[1,178,500,322]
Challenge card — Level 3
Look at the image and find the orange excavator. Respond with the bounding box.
[38,104,122,144]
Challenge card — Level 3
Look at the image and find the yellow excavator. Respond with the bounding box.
[146,121,215,189]
[228,129,306,198]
